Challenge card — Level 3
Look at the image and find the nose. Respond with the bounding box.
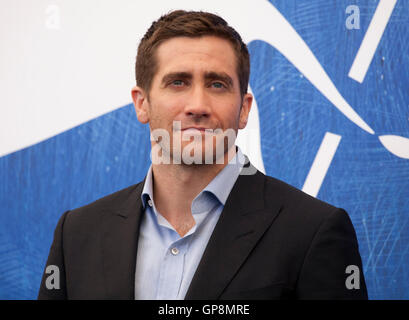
[184,86,211,120]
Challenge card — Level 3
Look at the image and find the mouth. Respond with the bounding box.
[181,127,208,132]
[180,128,211,137]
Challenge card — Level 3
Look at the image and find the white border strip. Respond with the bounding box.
[302,132,342,198]
[348,0,397,83]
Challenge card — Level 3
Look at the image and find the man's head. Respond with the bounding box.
[131,10,253,165]
[135,10,250,98]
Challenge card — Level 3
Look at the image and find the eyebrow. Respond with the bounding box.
[204,72,233,87]
[160,71,234,88]
[161,72,192,86]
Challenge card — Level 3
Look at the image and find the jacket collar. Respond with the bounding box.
[100,181,145,299]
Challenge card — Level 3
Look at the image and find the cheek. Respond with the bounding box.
[221,102,242,126]
[149,100,179,123]
[153,96,186,116]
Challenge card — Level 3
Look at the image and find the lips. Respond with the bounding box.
[181,127,211,135]
[181,127,208,131]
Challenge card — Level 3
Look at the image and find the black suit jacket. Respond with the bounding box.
[38,166,368,299]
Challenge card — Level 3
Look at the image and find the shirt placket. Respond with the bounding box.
[156,239,187,300]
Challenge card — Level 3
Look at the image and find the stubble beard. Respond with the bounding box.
[151,121,237,166]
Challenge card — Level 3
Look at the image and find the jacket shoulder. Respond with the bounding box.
[64,181,143,227]
[261,173,346,229]
[263,174,337,212]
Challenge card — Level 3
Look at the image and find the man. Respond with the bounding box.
[38,10,367,299]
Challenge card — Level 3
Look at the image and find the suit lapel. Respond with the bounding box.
[185,169,283,300]
[100,182,144,299]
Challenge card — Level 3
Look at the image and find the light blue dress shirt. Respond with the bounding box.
[134,147,245,300]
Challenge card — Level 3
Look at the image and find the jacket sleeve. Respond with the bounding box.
[37,211,70,300]
[296,208,368,299]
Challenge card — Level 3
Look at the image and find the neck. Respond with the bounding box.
[151,145,237,236]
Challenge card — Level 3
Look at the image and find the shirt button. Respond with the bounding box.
[171,247,179,255]
[148,199,153,207]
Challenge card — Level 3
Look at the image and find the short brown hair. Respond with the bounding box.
[135,10,250,96]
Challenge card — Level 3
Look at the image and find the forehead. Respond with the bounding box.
[153,36,238,79]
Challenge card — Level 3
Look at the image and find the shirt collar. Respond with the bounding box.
[141,146,245,212]
[199,146,245,206]
[141,165,154,210]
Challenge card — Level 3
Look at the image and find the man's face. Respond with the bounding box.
[132,35,252,164]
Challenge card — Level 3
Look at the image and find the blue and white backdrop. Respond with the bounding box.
[0,0,408,299]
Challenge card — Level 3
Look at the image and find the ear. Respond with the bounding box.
[131,86,150,124]
[238,93,253,129]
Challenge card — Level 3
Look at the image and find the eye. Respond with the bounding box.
[171,80,184,86]
[211,82,225,89]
